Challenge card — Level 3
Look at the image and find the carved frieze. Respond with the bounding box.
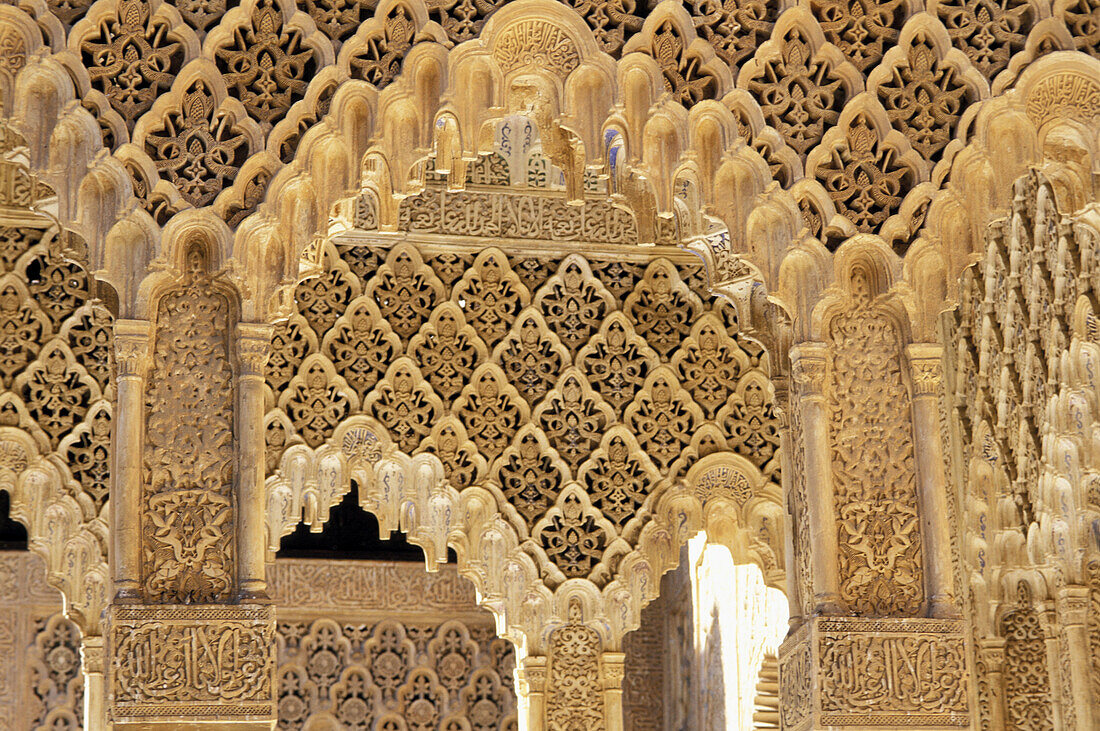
[779,616,970,729]
[108,604,276,722]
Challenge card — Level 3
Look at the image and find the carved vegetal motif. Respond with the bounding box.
[578,428,659,531]
[643,19,721,106]
[322,296,401,400]
[110,605,276,719]
[143,81,251,207]
[79,0,187,137]
[347,4,417,86]
[545,601,605,730]
[1000,585,1053,729]
[934,0,1034,80]
[874,33,977,162]
[301,0,377,47]
[534,369,615,474]
[409,303,487,405]
[263,179,781,593]
[810,0,907,72]
[493,309,569,406]
[368,245,445,344]
[624,260,702,361]
[213,0,321,127]
[623,368,701,472]
[534,256,615,358]
[277,612,516,730]
[743,26,851,157]
[452,250,530,348]
[813,113,917,233]
[1089,560,1100,709]
[453,365,529,462]
[493,425,568,524]
[142,248,235,603]
[828,271,923,616]
[365,358,443,454]
[686,0,778,68]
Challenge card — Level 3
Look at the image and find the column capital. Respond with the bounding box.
[790,344,828,397]
[1055,586,1091,626]
[237,322,273,377]
[600,651,626,688]
[113,319,152,378]
[906,344,944,397]
[81,635,105,675]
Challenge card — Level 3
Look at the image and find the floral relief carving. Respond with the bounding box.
[741,21,857,157]
[871,30,981,163]
[828,271,924,616]
[932,0,1035,80]
[142,79,256,208]
[492,423,569,527]
[686,0,779,69]
[346,4,418,86]
[810,111,921,235]
[624,259,703,361]
[367,244,445,345]
[77,0,190,138]
[810,0,908,72]
[364,357,443,455]
[212,0,324,128]
[142,249,235,603]
[1000,585,1053,729]
[451,250,531,349]
[409,302,489,405]
[545,600,605,730]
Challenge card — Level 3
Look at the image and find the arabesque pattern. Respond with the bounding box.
[265,165,782,588]
[7,0,1096,249]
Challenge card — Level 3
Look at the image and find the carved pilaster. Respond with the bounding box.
[779,617,970,730]
[107,604,276,728]
[790,344,843,615]
[111,319,151,602]
[907,344,959,618]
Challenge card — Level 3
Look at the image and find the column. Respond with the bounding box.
[110,320,150,602]
[978,639,1006,731]
[790,345,843,615]
[601,652,625,731]
[81,636,105,731]
[1055,588,1095,730]
[519,657,547,731]
[237,323,272,601]
[776,387,804,626]
[907,344,959,618]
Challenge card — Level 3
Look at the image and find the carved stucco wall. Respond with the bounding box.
[0,552,671,729]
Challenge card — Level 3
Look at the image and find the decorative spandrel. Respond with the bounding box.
[264,167,785,600]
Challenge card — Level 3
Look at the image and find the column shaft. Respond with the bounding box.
[237,323,272,600]
[791,345,843,615]
[110,320,150,601]
[907,345,959,618]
